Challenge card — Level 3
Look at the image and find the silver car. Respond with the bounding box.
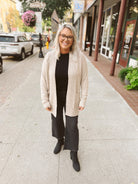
[0,53,3,73]
[0,33,34,60]
[31,34,40,46]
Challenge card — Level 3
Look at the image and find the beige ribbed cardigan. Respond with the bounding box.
[40,49,88,117]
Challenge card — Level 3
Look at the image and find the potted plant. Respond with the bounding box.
[22,10,36,27]
[118,67,133,82]
[125,67,138,90]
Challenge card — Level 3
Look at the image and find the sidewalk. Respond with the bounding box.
[83,50,138,115]
[0,49,138,184]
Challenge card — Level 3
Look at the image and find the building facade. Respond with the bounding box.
[73,0,138,70]
[0,0,18,33]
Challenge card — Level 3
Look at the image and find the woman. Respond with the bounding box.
[40,24,88,172]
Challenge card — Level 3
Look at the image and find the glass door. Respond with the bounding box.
[119,20,136,67]
[100,8,112,58]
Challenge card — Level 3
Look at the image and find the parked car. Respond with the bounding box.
[0,33,34,60]
[0,53,3,73]
[31,33,40,46]
[31,33,47,46]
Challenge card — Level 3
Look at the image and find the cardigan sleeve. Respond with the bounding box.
[79,53,88,108]
[40,53,51,109]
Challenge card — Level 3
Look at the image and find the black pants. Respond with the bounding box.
[51,91,79,151]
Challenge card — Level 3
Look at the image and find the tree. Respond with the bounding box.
[19,0,71,20]
[21,25,35,32]
[6,7,23,32]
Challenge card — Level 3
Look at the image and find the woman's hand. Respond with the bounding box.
[46,107,51,111]
[79,106,84,111]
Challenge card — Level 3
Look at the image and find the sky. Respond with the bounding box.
[16,0,22,13]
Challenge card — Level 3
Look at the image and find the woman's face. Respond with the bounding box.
[59,28,74,53]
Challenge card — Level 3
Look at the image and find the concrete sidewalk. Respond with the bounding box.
[0,50,138,184]
[83,50,138,115]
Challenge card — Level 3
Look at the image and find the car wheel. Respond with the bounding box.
[20,50,25,60]
[0,58,3,74]
[0,65,3,74]
[30,46,34,55]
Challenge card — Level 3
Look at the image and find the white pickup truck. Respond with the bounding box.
[0,33,34,60]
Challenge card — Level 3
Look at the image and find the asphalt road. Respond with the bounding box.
[0,46,48,107]
[1,47,40,74]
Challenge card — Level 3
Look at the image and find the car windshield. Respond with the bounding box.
[0,36,15,42]
[32,35,39,38]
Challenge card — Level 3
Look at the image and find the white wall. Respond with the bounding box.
[129,58,138,67]
[82,14,87,49]
[74,13,81,24]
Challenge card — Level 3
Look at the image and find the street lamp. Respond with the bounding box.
[39,33,44,58]
[30,1,46,58]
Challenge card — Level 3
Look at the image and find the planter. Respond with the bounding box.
[22,10,36,27]
[124,78,130,85]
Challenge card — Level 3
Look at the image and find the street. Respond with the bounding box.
[0,47,44,107]
[0,48,138,184]
[1,47,39,74]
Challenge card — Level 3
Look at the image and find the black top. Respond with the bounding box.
[55,53,69,92]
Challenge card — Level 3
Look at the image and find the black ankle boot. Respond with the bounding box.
[53,138,64,154]
[70,151,80,172]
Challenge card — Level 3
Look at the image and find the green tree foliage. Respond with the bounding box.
[19,0,71,19]
[21,25,35,32]
[125,67,138,90]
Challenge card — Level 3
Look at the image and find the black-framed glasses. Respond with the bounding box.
[59,34,74,41]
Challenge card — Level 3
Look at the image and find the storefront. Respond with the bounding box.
[100,2,120,60]
[119,0,138,67]
[91,0,138,67]
[74,0,138,68]
[82,0,121,56]
[99,0,138,67]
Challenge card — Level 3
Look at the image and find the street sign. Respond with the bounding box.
[51,10,59,24]
[35,12,42,33]
[51,10,59,40]
[30,1,46,9]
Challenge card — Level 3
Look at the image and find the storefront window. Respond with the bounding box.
[103,8,111,46]
[132,28,138,59]
[109,3,120,50]
[100,12,105,43]
[86,16,92,42]
[121,23,135,60]
[128,0,138,19]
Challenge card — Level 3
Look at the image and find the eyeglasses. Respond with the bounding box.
[59,34,74,41]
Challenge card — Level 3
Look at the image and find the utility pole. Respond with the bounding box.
[30,0,46,58]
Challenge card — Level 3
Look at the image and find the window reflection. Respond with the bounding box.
[121,23,135,60]
[103,9,111,47]
[109,3,120,50]
[132,28,138,59]
[128,0,138,19]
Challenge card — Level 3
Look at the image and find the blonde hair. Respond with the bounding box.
[54,24,78,59]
